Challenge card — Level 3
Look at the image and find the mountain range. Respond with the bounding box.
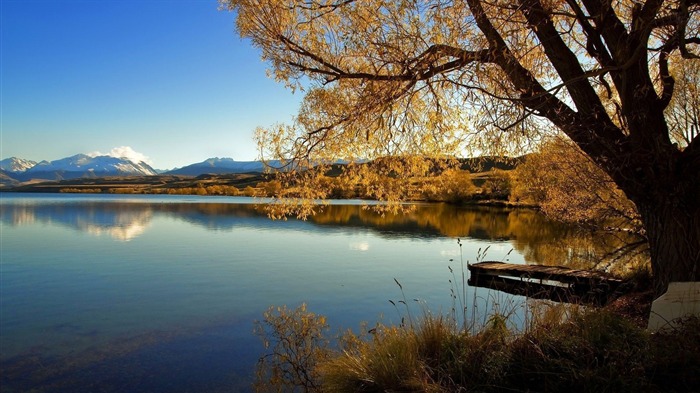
[1,153,521,189]
[0,154,278,186]
[166,157,284,176]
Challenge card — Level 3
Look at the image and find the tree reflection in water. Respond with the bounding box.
[1,198,648,273]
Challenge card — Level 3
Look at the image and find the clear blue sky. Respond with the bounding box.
[1,0,301,170]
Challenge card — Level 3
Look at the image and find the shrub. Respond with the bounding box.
[253,304,700,392]
[243,186,259,197]
[108,188,138,194]
[507,310,650,392]
[321,325,424,393]
[647,316,700,391]
[59,188,102,193]
[480,169,512,200]
[253,303,330,393]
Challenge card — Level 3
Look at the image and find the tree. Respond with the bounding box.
[221,0,700,296]
[666,56,700,147]
[511,137,640,231]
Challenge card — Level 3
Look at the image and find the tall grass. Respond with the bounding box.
[446,241,523,336]
[316,312,699,393]
[252,242,700,393]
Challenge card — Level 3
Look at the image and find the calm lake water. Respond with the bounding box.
[0,193,617,392]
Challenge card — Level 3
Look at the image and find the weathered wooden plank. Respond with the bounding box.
[468,261,622,284]
[467,261,623,305]
[468,275,613,305]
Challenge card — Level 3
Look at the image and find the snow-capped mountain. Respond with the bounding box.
[165,157,283,176]
[0,157,38,173]
[27,154,156,174]
[1,153,283,182]
[7,154,157,181]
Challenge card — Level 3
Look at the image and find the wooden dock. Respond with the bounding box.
[467,261,624,305]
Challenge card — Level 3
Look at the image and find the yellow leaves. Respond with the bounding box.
[511,137,639,230]
[226,0,697,169]
[226,0,695,236]
[665,55,700,147]
[228,0,553,166]
[251,155,475,218]
[254,302,331,392]
[420,167,477,203]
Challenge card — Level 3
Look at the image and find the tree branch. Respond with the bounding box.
[564,0,615,69]
[658,51,675,109]
[518,0,612,120]
[580,0,630,64]
[466,0,626,166]
[282,34,495,83]
[684,130,700,158]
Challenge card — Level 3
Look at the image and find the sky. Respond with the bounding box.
[1,0,302,170]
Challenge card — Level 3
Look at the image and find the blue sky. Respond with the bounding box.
[1,0,301,170]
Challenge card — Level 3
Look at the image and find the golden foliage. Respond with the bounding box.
[221,0,700,292]
[420,168,477,203]
[59,188,102,193]
[666,56,700,148]
[254,303,331,392]
[511,137,640,231]
[256,156,476,218]
[161,185,244,196]
[223,0,697,166]
[224,0,564,169]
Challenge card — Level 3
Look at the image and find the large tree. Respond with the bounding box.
[222,0,699,296]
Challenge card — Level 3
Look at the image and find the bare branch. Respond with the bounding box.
[518,0,612,120]
[658,51,675,108]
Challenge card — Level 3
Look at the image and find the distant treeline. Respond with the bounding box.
[10,156,526,205]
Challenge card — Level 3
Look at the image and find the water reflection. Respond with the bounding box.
[0,195,645,269]
[0,194,647,392]
[1,202,153,241]
[0,198,552,241]
[312,204,646,271]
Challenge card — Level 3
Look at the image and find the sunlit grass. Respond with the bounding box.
[255,299,700,392]
[251,226,685,392]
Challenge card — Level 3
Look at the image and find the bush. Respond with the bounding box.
[107,188,138,194]
[507,310,650,392]
[647,316,700,391]
[253,304,330,393]
[253,305,700,392]
[480,169,512,200]
[321,325,424,393]
[59,188,102,193]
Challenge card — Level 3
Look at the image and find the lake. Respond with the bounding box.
[0,193,619,392]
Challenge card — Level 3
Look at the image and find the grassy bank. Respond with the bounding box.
[254,302,700,393]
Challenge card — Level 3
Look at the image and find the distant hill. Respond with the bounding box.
[362,155,524,174]
[458,156,524,172]
[0,169,20,188]
[165,157,283,176]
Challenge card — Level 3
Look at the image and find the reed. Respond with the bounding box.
[252,240,700,392]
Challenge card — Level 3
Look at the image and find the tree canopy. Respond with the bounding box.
[222,0,700,295]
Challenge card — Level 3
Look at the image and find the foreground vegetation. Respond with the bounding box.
[254,303,700,393]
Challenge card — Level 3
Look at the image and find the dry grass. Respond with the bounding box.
[254,302,700,393]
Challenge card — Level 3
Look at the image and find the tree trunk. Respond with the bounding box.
[638,197,700,297]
